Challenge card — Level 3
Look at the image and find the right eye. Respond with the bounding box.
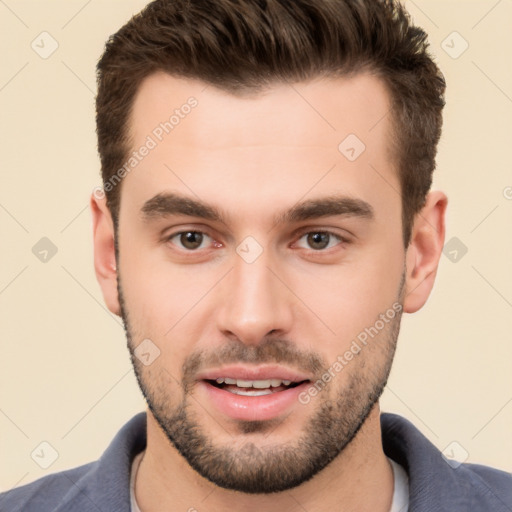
[167,231,213,250]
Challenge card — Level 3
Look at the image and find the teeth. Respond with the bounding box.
[214,378,295,388]
[236,379,292,388]
[253,380,272,389]
[228,388,274,396]
[236,379,255,388]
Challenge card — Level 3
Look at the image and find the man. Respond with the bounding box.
[1,0,510,510]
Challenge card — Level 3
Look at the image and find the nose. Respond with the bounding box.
[216,250,294,345]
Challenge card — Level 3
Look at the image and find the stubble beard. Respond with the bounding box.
[118,272,404,494]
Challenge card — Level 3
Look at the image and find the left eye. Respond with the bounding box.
[296,232,343,251]
[169,231,212,250]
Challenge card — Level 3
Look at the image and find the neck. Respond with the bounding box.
[135,403,394,512]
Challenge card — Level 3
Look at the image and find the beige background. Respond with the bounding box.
[1,0,511,491]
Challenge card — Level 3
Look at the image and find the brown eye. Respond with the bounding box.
[295,231,345,251]
[170,231,207,250]
[306,232,331,250]
[180,231,203,249]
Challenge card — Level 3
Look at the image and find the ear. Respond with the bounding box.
[90,192,121,316]
[403,190,448,313]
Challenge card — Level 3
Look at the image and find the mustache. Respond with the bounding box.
[181,337,327,387]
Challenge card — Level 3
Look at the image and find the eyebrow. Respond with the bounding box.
[140,192,374,225]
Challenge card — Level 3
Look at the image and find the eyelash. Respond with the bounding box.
[293,230,348,251]
[165,229,350,252]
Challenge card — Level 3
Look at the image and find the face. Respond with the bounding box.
[114,72,407,493]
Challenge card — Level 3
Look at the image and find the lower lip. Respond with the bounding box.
[199,380,310,422]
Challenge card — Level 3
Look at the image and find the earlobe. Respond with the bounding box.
[403,190,448,314]
[90,193,121,316]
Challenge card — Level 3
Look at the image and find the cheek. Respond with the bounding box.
[290,248,403,346]
[120,233,195,311]
[118,242,223,360]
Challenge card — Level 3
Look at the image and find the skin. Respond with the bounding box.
[91,72,446,512]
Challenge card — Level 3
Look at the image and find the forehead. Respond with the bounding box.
[129,71,392,148]
[121,71,398,226]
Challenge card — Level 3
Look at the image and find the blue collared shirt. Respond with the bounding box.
[1,412,510,511]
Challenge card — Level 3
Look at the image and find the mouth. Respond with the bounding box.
[205,377,307,397]
[196,366,313,421]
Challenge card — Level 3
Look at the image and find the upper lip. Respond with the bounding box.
[196,365,313,383]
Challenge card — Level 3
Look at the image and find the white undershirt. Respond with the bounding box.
[388,456,410,512]
[130,452,409,512]
[130,451,143,512]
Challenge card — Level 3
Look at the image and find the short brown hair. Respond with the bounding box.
[96,0,445,246]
